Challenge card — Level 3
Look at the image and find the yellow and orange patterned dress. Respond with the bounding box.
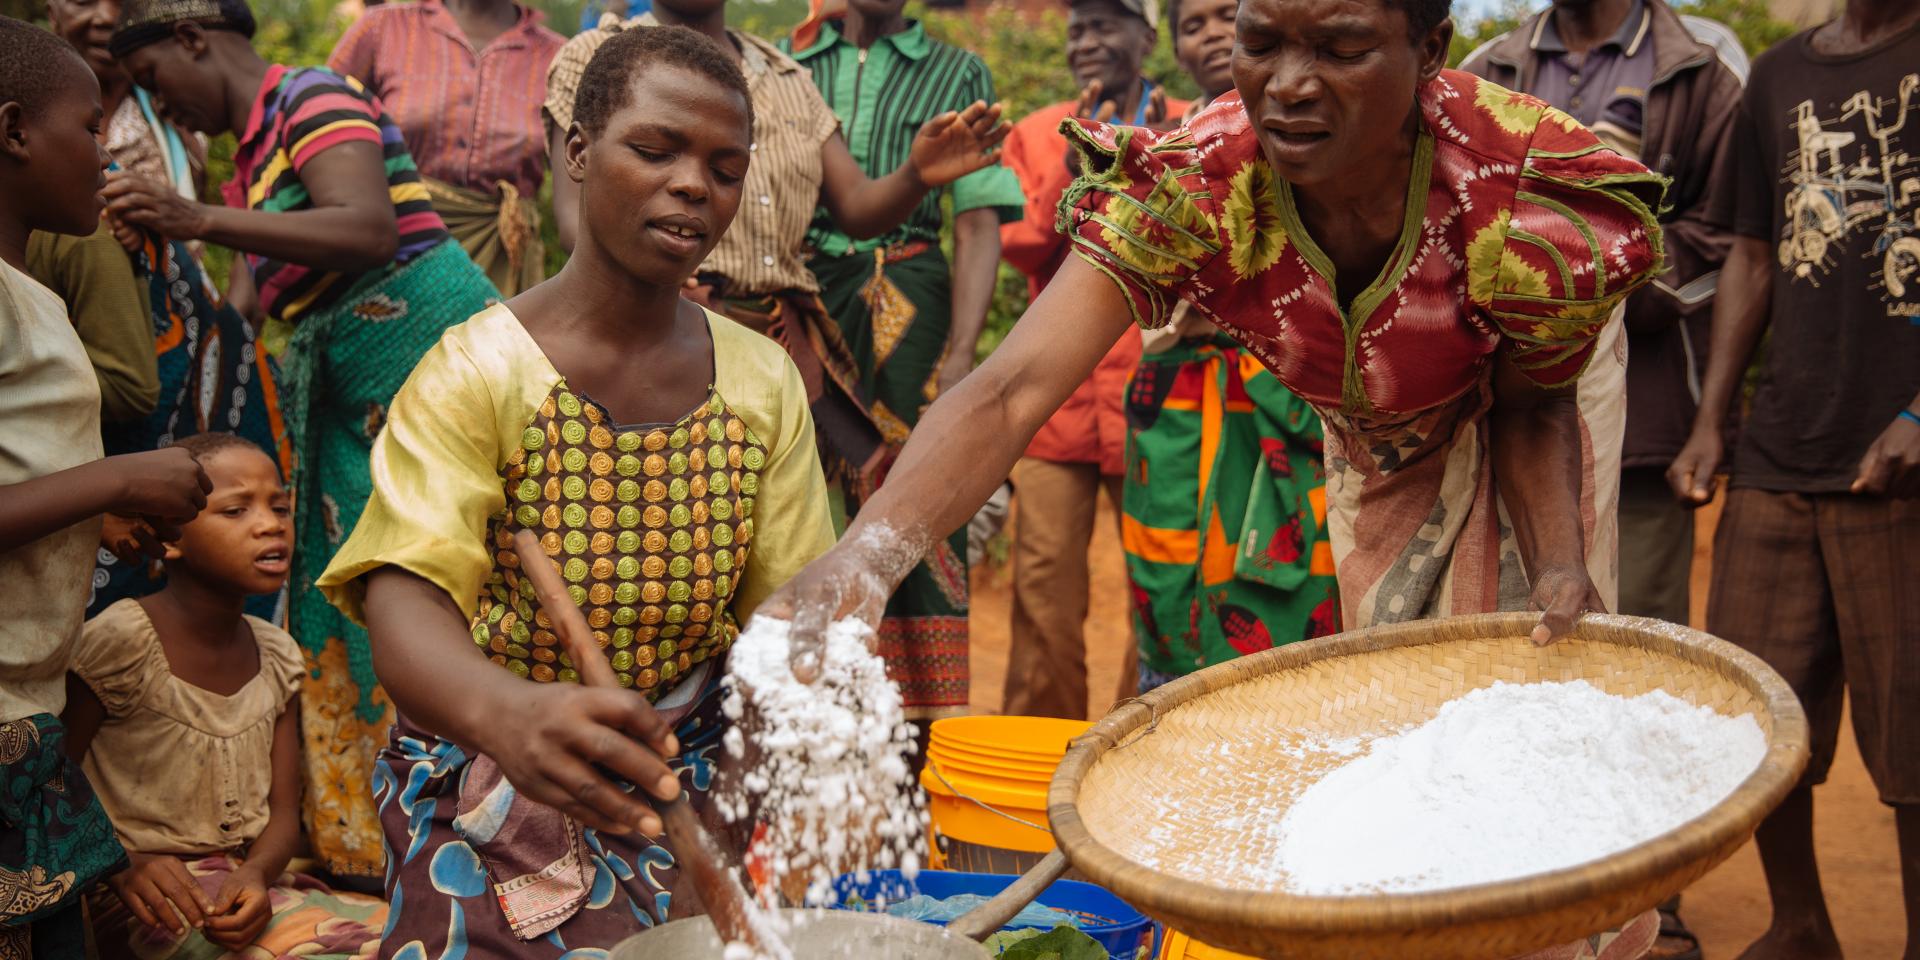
[1060,70,1666,631]
[316,304,834,954]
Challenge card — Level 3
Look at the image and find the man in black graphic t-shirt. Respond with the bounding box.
[1668,2,1920,958]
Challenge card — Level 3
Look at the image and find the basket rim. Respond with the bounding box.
[1045,612,1812,935]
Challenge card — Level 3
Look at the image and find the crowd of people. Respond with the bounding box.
[0,0,1913,957]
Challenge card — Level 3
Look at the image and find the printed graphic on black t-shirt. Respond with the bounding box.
[1774,72,1920,314]
[1710,22,1920,492]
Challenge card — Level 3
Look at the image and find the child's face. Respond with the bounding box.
[5,53,109,236]
[168,446,292,597]
[569,64,750,287]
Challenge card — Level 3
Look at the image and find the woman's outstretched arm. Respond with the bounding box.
[757,254,1134,663]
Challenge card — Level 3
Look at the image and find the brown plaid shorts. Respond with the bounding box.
[1707,488,1920,804]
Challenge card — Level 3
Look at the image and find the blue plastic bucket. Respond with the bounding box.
[831,868,1158,959]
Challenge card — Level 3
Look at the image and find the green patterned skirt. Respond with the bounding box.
[1122,333,1340,689]
[0,715,126,960]
[280,238,499,878]
[810,244,970,718]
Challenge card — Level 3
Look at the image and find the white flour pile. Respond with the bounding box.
[718,614,925,912]
[1272,679,1766,894]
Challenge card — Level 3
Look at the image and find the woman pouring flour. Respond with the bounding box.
[768,0,1661,663]
[765,0,1664,951]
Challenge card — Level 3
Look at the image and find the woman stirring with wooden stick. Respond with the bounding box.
[317,25,1002,954]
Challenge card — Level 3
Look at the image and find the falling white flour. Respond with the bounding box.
[718,614,925,915]
[1271,680,1767,894]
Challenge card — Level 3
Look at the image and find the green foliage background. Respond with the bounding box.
[172,0,1792,351]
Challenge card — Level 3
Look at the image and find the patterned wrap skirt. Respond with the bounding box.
[372,666,730,959]
[808,245,970,719]
[282,238,501,880]
[0,715,126,960]
[1122,332,1339,691]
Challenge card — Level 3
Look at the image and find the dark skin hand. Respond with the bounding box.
[1668,236,1769,506]
[66,695,302,943]
[759,257,1137,669]
[99,143,398,272]
[1672,237,1920,501]
[1489,360,1610,644]
[1062,79,1172,176]
[366,570,681,837]
[0,449,209,558]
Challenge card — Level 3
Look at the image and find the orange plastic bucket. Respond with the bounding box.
[1159,929,1258,959]
[920,716,1089,869]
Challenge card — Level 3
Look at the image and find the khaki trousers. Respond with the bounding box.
[1616,466,1694,625]
[1002,458,1131,720]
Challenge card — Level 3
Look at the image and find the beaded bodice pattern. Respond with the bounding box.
[470,384,767,698]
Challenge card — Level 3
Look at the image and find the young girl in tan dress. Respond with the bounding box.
[62,434,386,960]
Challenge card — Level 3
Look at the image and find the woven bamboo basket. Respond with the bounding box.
[1047,613,1810,960]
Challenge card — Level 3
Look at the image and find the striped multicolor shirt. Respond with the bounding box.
[783,20,1023,257]
[327,1,564,198]
[222,65,450,323]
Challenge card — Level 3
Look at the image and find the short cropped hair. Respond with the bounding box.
[1394,0,1451,39]
[0,17,86,116]
[171,431,273,464]
[572,25,753,141]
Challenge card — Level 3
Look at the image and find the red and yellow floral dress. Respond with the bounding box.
[1062,70,1665,629]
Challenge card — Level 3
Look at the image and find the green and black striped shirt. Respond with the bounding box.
[783,21,1024,257]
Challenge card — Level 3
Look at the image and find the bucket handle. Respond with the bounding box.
[925,762,1051,835]
[947,849,1071,943]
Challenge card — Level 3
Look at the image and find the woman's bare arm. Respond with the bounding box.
[1489,356,1606,645]
[938,207,1002,393]
[101,142,400,272]
[759,254,1134,656]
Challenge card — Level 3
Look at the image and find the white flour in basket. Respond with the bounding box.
[1271,679,1767,894]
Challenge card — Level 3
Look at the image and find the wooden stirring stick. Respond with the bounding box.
[512,529,768,950]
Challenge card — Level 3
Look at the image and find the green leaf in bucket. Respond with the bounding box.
[989,925,1109,960]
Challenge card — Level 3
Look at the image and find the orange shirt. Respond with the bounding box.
[1001,97,1182,474]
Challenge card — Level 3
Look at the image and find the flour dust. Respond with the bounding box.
[715,614,926,957]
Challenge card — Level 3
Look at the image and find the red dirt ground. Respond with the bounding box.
[966,493,1905,957]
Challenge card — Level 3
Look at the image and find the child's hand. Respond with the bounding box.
[203,866,271,950]
[480,681,682,837]
[99,514,165,563]
[108,853,215,935]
